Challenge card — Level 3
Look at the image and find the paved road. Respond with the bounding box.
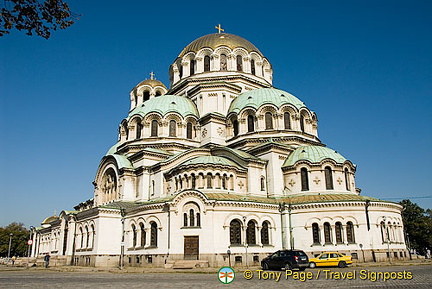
[0,265,431,288]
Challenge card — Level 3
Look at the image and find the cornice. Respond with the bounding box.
[228,135,322,150]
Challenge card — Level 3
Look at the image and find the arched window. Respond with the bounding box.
[233,120,239,136]
[260,177,265,191]
[191,174,196,189]
[90,224,95,248]
[155,91,161,97]
[206,173,212,188]
[79,227,83,248]
[222,175,227,189]
[136,122,142,139]
[131,224,137,247]
[335,222,343,243]
[284,112,291,129]
[247,114,254,132]
[261,221,269,245]
[183,213,188,227]
[325,167,334,190]
[220,54,227,71]
[204,55,210,72]
[344,168,350,190]
[251,59,256,75]
[140,223,145,247]
[301,168,309,191]
[346,221,355,243]
[150,222,157,247]
[186,122,193,139]
[300,114,305,132]
[312,223,320,244]
[169,120,176,137]
[196,213,201,227]
[236,55,243,71]
[246,220,256,245]
[230,219,242,245]
[123,123,129,141]
[189,209,195,227]
[324,222,332,244]
[143,90,150,101]
[151,120,158,137]
[177,60,183,78]
[380,221,386,242]
[85,226,90,248]
[265,112,273,130]
[190,59,195,75]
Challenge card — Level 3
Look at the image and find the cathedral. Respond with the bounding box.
[31,27,408,268]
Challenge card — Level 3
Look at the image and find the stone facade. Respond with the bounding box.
[31,29,408,268]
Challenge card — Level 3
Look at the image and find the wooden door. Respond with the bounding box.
[184,236,199,260]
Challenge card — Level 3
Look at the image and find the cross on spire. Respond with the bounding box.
[150,71,155,80]
[215,24,224,33]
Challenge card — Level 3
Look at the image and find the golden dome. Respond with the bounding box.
[178,33,263,57]
[135,78,167,89]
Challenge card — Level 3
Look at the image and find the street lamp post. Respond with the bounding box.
[406,232,412,260]
[120,217,125,270]
[7,233,13,260]
[120,208,126,270]
[242,216,248,268]
[26,226,34,269]
[70,215,77,266]
[382,216,391,263]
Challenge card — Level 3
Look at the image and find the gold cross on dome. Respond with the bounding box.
[150,71,155,80]
[215,24,224,33]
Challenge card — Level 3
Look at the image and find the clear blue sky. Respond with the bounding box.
[1,0,431,228]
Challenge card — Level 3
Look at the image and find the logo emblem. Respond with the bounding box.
[218,266,235,284]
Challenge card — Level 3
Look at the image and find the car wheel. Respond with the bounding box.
[262,262,269,270]
[299,267,306,271]
[284,263,292,270]
[309,262,316,268]
[338,261,346,268]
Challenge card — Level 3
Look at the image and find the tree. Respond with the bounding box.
[0,0,76,39]
[0,222,30,257]
[400,199,432,255]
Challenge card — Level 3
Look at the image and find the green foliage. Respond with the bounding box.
[0,0,76,39]
[400,199,432,255]
[0,222,30,257]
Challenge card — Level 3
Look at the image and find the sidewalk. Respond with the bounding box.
[1,258,430,274]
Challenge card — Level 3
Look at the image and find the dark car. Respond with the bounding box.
[261,250,309,271]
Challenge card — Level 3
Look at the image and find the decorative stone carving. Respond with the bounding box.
[202,128,207,138]
[217,127,224,136]
[289,179,296,187]
[238,180,244,189]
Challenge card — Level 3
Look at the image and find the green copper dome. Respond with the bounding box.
[127,94,199,119]
[180,155,242,169]
[228,88,305,114]
[283,145,347,167]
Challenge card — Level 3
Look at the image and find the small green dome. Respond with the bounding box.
[180,155,241,169]
[127,95,199,119]
[228,88,305,114]
[283,145,347,167]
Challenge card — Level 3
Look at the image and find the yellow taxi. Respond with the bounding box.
[309,252,353,268]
